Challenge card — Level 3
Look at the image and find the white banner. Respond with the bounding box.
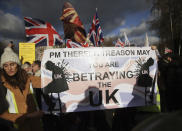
[41,47,158,113]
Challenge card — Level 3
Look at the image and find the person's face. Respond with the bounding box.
[3,62,18,76]
[32,63,40,73]
[24,66,32,73]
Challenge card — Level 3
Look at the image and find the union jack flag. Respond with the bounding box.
[66,39,90,48]
[115,38,125,47]
[88,10,104,47]
[24,17,63,47]
[66,39,83,48]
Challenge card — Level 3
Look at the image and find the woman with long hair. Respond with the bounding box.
[0,45,43,131]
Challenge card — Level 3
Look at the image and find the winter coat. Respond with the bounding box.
[0,75,43,131]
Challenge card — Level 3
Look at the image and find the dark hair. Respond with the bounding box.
[33,60,41,68]
[24,61,31,66]
[2,65,28,91]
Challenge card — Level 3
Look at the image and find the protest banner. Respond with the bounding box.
[41,47,158,113]
[19,43,35,64]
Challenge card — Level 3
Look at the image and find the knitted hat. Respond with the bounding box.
[0,47,21,67]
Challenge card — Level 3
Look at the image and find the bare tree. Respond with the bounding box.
[150,0,182,55]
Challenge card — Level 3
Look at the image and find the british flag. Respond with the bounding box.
[66,39,90,48]
[115,38,125,47]
[24,17,63,47]
[66,39,83,48]
[88,10,104,47]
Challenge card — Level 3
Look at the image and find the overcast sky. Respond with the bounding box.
[0,0,159,46]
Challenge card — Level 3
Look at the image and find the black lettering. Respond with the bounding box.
[73,73,80,81]
[105,62,110,67]
[109,71,115,79]
[146,50,150,55]
[119,71,126,79]
[111,50,115,56]
[103,72,109,80]
[131,50,135,55]
[62,51,66,57]
[116,50,121,56]
[125,50,130,55]
[106,89,119,104]
[127,71,133,78]
[143,50,147,55]
[98,82,111,88]
[55,52,61,58]
[81,73,87,81]
[88,73,94,80]
[50,52,54,58]
[93,63,98,68]
[89,90,102,106]
[95,72,102,80]
[137,50,142,55]
[115,61,119,67]
[121,50,125,55]
[107,82,111,87]
[105,50,111,56]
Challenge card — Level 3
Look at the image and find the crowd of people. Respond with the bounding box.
[0,42,182,131]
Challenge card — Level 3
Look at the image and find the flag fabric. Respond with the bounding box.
[85,34,93,47]
[164,47,172,54]
[60,2,87,43]
[124,32,130,46]
[66,39,82,48]
[83,42,90,48]
[24,17,63,47]
[144,33,149,47]
[88,9,104,47]
[66,39,89,48]
[115,38,125,47]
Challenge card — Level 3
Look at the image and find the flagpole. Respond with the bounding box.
[89,7,104,47]
[96,7,103,48]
